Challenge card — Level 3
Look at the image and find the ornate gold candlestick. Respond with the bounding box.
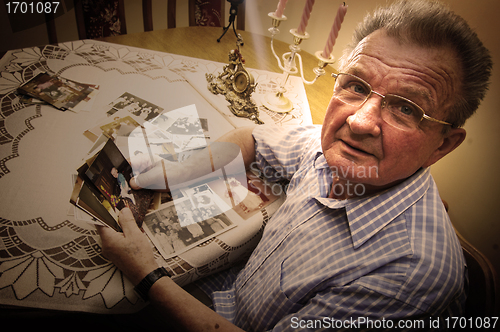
[206,38,263,124]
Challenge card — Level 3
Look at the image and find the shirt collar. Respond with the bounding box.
[313,151,330,170]
[345,168,430,248]
[313,152,431,248]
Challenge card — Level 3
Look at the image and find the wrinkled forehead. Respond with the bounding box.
[340,30,462,111]
[341,29,460,73]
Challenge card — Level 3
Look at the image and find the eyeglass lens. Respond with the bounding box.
[333,73,425,131]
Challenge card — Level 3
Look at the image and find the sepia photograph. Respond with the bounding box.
[18,72,98,111]
[106,92,163,122]
[143,196,234,260]
[84,109,142,143]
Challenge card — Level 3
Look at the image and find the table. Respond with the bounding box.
[0,27,334,316]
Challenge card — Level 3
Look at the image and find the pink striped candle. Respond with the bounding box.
[274,0,288,18]
[297,0,315,35]
[322,3,348,58]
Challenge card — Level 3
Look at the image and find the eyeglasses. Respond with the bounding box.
[332,73,452,131]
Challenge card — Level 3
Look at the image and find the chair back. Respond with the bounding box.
[73,0,128,39]
[188,0,224,27]
[455,229,497,317]
[185,0,245,30]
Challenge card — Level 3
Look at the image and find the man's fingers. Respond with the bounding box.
[129,176,141,190]
[131,160,168,190]
[95,224,124,259]
[96,224,118,240]
[95,209,139,237]
[117,207,142,235]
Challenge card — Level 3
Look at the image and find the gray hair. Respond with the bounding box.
[339,0,492,128]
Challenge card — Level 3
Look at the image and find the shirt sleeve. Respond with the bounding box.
[251,125,321,183]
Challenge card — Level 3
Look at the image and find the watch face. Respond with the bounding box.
[233,71,249,93]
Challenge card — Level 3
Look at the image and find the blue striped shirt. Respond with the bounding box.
[197,125,466,331]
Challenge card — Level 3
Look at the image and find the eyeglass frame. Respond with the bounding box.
[331,72,453,130]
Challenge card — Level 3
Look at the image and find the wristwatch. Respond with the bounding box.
[134,267,171,301]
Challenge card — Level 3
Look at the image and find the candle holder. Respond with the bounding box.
[263,12,335,113]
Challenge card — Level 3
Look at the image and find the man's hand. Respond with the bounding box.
[97,208,245,332]
[96,208,158,285]
[129,153,170,191]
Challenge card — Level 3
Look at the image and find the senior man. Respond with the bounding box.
[97,0,492,331]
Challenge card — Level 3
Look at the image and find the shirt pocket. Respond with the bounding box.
[279,255,343,306]
[351,258,411,298]
[279,232,413,305]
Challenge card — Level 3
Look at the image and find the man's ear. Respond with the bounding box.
[422,128,466,168]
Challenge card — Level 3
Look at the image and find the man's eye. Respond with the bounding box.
[347,82,369,95]
[399,105,414,115]
[390,103,419,118]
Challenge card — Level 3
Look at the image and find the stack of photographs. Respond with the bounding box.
[83,92,210,165]
[70,92,282,260]
[142,171,283,260]
[70,138,155,231]
[143,182,235,259]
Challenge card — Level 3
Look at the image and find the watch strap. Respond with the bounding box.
[134,267,171,301]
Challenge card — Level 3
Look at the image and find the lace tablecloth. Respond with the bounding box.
[0,40,311,313]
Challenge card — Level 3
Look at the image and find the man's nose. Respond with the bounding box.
[346,95,383,136]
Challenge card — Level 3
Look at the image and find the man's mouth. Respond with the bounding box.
[340,139,374,157]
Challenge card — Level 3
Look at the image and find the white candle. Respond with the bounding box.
[297,0,315,35]
[322,3,348,58]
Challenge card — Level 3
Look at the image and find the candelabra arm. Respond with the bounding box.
[295,53,318,85]
[268,12,289,73]
[270,35,287,72]
[295,51,335,85]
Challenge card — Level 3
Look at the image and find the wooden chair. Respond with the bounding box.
[445,201,497,317]
[169,0,245,30]
[46,0,146,43]
[74,0,246,37]
[45,0,245,44]
[73,0,135,39]
[454,228,498,317]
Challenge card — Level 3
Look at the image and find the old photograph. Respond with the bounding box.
[143,196,234,259]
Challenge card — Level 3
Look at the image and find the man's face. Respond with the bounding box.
[321,29,462,192]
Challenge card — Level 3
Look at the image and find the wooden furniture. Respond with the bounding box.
[455,228,498,317]
[145,0,245,31]
[73,0,140,39]
[99,27,334,124]
[447,202,497,316]
[47,1,246,48]
[47,0,137,43]
[169,0,245,30]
